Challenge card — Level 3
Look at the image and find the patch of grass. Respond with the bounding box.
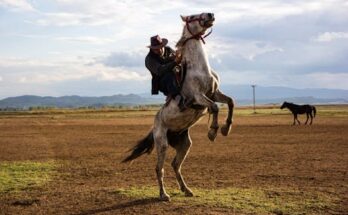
[2,105,348,119]
[115,186,336,214]
[0,108,159,118]
[223,105,348,117]
[232,108,286,116]
[0,160,57,193]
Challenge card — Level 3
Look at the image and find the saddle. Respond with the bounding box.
[165,63,205,111]
[164,62,187,107]
[174,62,187,89]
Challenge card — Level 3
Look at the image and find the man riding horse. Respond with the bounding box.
[145,35,188,111]
[125,13,235,201]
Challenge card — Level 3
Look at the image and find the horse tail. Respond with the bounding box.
[313,106,316,117]
[122,130,154,163]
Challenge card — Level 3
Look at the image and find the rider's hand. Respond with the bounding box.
[175,50,182,64]
[168,52,176,61]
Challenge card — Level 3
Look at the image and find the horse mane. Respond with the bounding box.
[176,37,186,49]
[176,27,187,49]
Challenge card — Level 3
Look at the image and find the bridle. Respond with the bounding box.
[182,13,213,46]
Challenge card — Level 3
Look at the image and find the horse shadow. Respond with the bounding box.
[74,198,161,215]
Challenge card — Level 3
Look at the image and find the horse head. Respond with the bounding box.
[280,101,287,109]
[181,12,215,33]
[177,13,215,48]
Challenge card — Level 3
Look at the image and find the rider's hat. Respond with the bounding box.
[147,35,168,49]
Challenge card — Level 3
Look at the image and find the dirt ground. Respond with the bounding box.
[0,108,347,214]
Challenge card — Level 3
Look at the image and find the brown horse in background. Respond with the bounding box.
[280,101,316,125]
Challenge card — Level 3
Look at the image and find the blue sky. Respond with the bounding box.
[0,0,347,99]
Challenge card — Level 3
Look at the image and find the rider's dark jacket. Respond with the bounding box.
[145,46,178,95]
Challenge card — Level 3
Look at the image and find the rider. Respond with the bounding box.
[145,35,186,111]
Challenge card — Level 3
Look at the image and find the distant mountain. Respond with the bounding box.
[0,85,347,109]
[219,85,348,105]
[0,94,163,109]
[219,85,348,100]
[235,97,348,106]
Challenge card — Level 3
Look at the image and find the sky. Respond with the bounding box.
[0,0,347,99]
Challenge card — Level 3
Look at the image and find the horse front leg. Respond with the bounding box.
[195,94,219,141]
[305,113,309,125]
[296,114,301,125]
[213,90,234,136]
[309,112,313,125]
[153,126,170,201]
[170,130,193,197]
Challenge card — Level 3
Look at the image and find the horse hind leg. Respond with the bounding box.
[169,130,194,197]
[154,126,171,201]
[213,90,234,136]
[195,94,219,141]
[309,112,313,125]
[207,103,219,141]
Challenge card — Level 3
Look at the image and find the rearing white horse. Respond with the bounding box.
[123,13,235,201]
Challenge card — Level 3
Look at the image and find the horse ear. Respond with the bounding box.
[180,15,186,22]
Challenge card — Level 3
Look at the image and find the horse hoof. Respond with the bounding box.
[208,129,217,142]
[185,191,194,197]
[159,194,171,202]
[221,124,231,136]
[183,188,194,197]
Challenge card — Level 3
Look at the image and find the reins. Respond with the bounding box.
[182,14,213,46]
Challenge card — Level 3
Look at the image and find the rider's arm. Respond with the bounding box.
[145,56,177,76]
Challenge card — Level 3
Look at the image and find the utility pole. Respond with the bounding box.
[251,85,256,114]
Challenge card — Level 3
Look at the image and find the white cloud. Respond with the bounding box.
[0,58,57,67]
[0,58,54,67]
[0,0,34,11]
[1,0,348,98]
[6,0,347,29]
[29,1,184,27]
[0,57,147,84]
[220,70,275,86]
[32,12,114,27]
[0,76,2,81]
[98,69,146,81]
[15,66,147,83]
[207,38,283,61]
[187,1,337,24]
[220,70,348,90]
[305,72,348,89]
[314,32,348,42]
[55,36,115,45]
[100,51,143,68]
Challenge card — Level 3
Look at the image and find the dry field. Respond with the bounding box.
[0,106,347,214]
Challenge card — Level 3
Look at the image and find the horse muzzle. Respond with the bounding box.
[204,19,215,28]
